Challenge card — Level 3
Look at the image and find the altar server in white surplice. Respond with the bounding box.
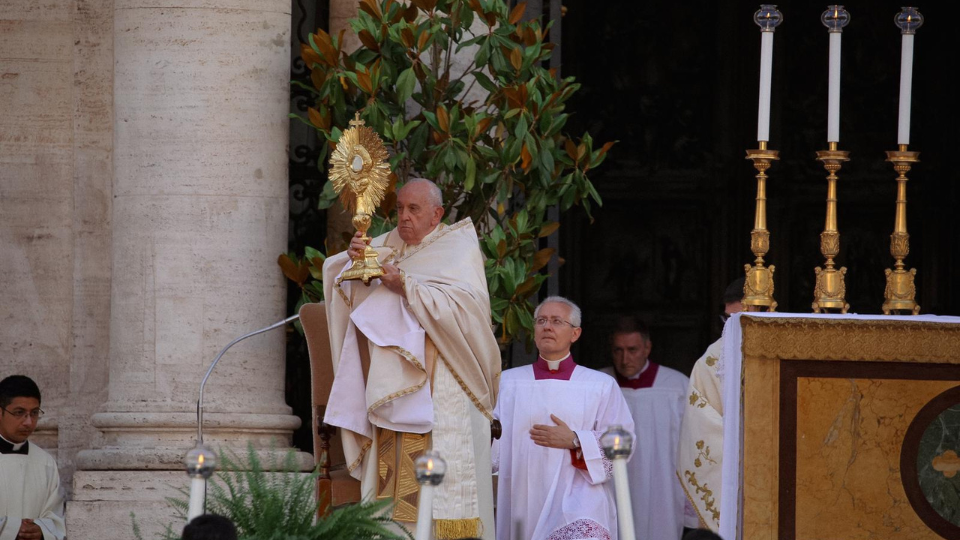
[494,297,635,540]
[0,375,65,540]
[599,317,689,540]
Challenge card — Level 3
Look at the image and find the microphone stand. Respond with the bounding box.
[195,314,300,445]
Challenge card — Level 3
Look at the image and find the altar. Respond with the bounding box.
[718,312,960,540]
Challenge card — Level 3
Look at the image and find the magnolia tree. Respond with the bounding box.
[281,0,613,348]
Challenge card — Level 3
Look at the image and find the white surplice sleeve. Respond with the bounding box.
[573,377,636,485]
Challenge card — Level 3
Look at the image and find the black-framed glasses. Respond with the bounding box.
[1,407,44,420]
[534,317,576,328]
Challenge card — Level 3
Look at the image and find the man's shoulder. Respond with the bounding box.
[501,364,534,381]
[27,442,58,468]
[653,363,690,390]
[573,365,618,385]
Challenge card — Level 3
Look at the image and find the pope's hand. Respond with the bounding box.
[17,519,43,540]
[348,231,367,260]
[380,264,405,298]
[530,414,577,449]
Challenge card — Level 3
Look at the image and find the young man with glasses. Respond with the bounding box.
[0,375,65,540]
[493,296,635,540]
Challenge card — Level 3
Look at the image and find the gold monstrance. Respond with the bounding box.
[329,112,391,285]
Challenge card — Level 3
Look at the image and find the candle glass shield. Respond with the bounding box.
[822,5,850,32]
[414,451,447,486]
[895,7,923,34]
[754,4,783,31]
[185,444,218,479]
[600,425,634,459]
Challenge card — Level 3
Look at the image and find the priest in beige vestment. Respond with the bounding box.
[322,179,500,539]
[677,278,746,533]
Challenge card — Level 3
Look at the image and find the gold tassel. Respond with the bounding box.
[434,517,482,539]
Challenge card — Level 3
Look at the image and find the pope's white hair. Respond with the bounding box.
[535,296,582,328]
[403,178,443,208]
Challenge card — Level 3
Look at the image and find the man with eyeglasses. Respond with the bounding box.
[0,375,65,540]
[676,277,747,533]
[599,316,689,540]
[493,296,635,540]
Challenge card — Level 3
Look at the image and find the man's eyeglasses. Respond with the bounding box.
[534,317,576,328]
[1,407,44,420]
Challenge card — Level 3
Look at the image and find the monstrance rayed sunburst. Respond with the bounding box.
[329,112,391,285]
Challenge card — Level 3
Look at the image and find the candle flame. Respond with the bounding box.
[614,435,621,448]
[198,454,204,465]
[426,459,433,472]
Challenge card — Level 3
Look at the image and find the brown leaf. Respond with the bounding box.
[403,4,419,22]
[400,27,415,48]
[496,239,507,259]
[520,142,532,171]
[508,2,527,24]
[310,69,327,90]
[359,0,383,19]
[467,0,484,17]
[514,276,538,298]
[300,44,322,68]
[596,140,616,158]
[313,30,338,66]
[417,30,430,51]
[278,254,309,286]
[423,0,438,11]
[411,0,429,10]
[523,27,538,46]
[538,221,560,238]
[531,247,555,272]
[436,105,449,133]
[475,117,493,137]
[564,139,577,161]
[308,107,324,128]
[356,70,374,94]
[358,30,380,52]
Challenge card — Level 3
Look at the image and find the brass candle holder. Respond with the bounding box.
[882,144,921,314]
[812,141,850,313]
[743,141,778,311]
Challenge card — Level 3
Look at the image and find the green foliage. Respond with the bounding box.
[285,0,613,348]
[132,445,409,540]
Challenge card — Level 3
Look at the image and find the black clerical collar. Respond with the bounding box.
[0,434,29,455]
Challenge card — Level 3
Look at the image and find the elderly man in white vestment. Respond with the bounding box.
[0,375,65,540]
[494,297,635,540]
[599,316,689,540]
[322,179,500,539]
[676,278,747,532]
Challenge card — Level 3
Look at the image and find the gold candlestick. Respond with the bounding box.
[812,141,850,313]
[882,144,920,314]
[743,141,778,311]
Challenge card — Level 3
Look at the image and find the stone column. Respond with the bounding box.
[69,1,308,537]
[0,0,78,463]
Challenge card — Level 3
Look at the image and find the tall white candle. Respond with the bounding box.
[757,31,775,142]
[187,477,205,521]
[415,484,434,540]
[612,458,636,540]
[898,34,915,145]
[827,31,842,142]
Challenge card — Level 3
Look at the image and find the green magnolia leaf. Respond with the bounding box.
[465,156,477,191]
[396,67,416,102]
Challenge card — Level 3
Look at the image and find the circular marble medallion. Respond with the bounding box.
[901,385,960,539]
